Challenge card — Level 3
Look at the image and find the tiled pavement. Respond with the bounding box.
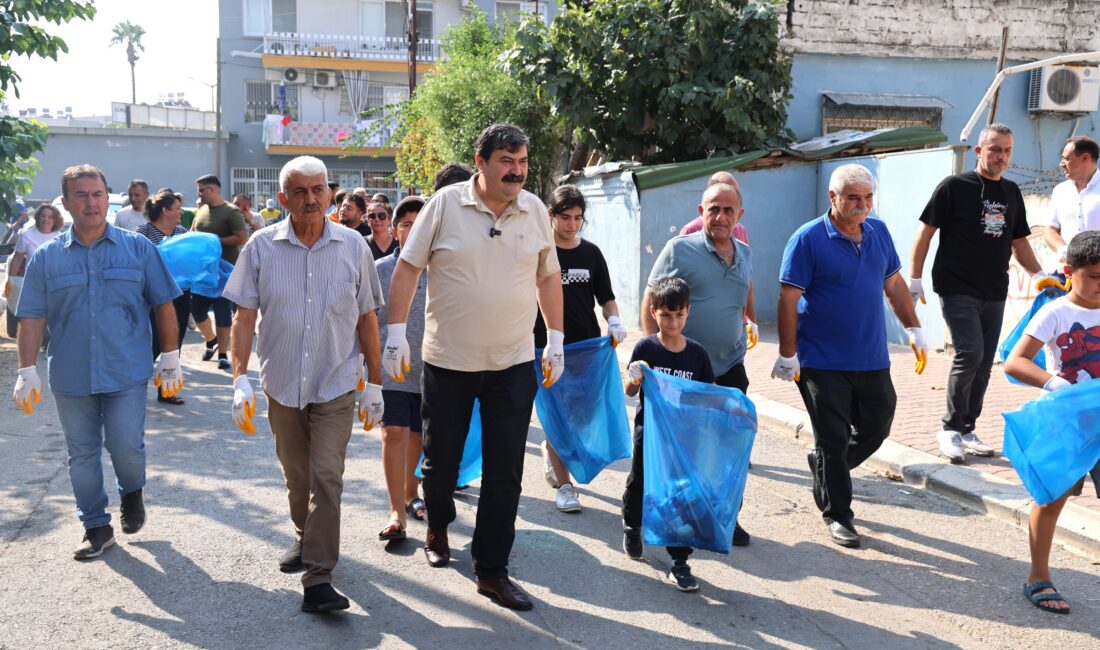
[616,323,1099,515]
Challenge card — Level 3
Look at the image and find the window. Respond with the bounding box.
[243,0,297,35]
[366,0,432,41]
[244,81,299,123]
[496,1,547,23]
[820,92,949,135]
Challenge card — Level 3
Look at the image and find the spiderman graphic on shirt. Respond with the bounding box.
[1055,322,1100,383]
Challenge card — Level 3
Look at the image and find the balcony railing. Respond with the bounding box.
[263,118,397,151]
[264,32,440,63]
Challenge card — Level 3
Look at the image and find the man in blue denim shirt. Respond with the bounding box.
[13,164,183,560]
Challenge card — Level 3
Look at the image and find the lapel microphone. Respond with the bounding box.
[489,227,502,238]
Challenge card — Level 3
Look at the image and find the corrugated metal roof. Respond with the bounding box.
[822,91,954,109]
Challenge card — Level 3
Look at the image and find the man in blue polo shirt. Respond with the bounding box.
[13,164,183,561]
[775,164,927,548]
[643,181,757,546]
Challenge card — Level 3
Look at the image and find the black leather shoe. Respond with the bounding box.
[301,583,350,613]
[808,450,825,512]
[827,520,860,548]
[424,528,449,568]
[120,488,145,534]
[476,576,534,611]
[731,521,750,547]
[73,524,116,560]
[279,541,304,573]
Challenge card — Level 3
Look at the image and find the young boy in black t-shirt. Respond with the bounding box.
[622,277,715,592]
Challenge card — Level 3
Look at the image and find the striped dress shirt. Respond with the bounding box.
[222,219,382,408]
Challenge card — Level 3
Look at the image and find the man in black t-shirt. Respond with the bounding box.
[908,123,1046,463]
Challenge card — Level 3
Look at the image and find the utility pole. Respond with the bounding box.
[215,37,223,180]
[987,26,1010,125]
[407,0,417,95]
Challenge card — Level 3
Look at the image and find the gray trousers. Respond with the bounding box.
[940,294,1005,434]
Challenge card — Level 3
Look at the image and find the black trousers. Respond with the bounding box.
[150,290,191,359]
[797,368,895,523]
[622,431,691,561]
[940,295,1005,434]
[421,360,537,579]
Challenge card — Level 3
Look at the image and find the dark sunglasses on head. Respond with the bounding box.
[367,212,389,220]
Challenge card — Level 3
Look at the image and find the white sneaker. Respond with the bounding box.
[555,483,582,512]
[540,439,560,488]
[937,430,965,463]
[959,432,995,457]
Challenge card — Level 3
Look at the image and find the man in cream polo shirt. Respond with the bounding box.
[383,124,564,611]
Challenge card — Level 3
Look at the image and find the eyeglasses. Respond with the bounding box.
[367,212,389,220]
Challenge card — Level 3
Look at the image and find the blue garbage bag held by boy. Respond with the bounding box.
[534,337,632,484]
[640,366,756,553]
[998,275,1070,384]
[1003,379,1100,505]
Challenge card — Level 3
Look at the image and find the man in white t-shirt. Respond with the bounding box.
[1044,136,1100,262]
[114,179,150,231]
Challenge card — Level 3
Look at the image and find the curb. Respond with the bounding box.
[749,393,1100,560]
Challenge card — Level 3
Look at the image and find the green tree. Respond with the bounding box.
[352,9,565,197]
[110,20,145,105]
[0,1,96,219]
[505,0,793,166]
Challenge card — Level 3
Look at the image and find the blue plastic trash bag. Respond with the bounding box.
[157,232,228,298]
[415,399,483,487]
[534,337,632,484]
[640,366,756,553]
[998,282,1068,384]
[1002,379,1100,505]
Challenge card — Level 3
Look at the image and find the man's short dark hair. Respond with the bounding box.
[62,164,108,198]
[650,277,691,311]
[475,124,530,162]
[433,162,474,192]
[195,174,221,188]
[394,196,425,224]
[1066,231,1100,269]
[1068,136,1100,162]
[128,179,149,191]
[548,184,586,216]
[343,193,366,213]
[328,181,339,190]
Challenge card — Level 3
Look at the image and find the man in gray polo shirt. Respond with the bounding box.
[643,181,757,545]
[384,124,564,611]
[223,155,384,614]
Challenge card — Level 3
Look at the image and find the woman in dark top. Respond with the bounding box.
[139,188,191,405]
[534,185,628,513]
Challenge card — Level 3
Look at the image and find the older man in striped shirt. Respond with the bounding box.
[222,156,384,614]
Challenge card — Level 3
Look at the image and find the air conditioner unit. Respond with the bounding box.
[312,70,337,88]
[283,68,304,84]
[1028,65,1100,113]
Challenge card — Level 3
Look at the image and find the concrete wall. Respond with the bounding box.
[27,127,225,205]
[788,53,1100,205]
[784,0,1100,60]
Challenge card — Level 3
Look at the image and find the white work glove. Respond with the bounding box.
[771,354,800,382]
[745,320,759,350]
[153,349,184,398]
[905,327,928,375]
[358,382,384,430]
[353,353,366,392]
[382,323,411,382]
[907,277,925,305]
[13,366,42,415]
[232,376,257,435]
[607,315,628,348]
[627,360,649,385]
[1043,375,1072,392]
[542,329,565,388]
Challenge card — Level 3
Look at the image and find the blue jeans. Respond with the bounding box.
[53,384,148,529]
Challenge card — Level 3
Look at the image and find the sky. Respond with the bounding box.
[8,0,218,116]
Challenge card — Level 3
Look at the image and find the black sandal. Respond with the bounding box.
[405,498,427,521]
[157,394,185,405]
[378,520,406,541]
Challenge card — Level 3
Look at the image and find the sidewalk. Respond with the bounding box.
[614,323,1100,559]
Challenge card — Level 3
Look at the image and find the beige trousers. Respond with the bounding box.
[266,391,355,587]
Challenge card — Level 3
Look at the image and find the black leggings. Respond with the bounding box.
[151,290,191,358]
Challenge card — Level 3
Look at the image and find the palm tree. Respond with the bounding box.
[110,21,146,104]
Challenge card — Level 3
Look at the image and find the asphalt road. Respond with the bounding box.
[1,335,1098,649]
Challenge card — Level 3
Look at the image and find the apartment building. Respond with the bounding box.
[219,0,556,206]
